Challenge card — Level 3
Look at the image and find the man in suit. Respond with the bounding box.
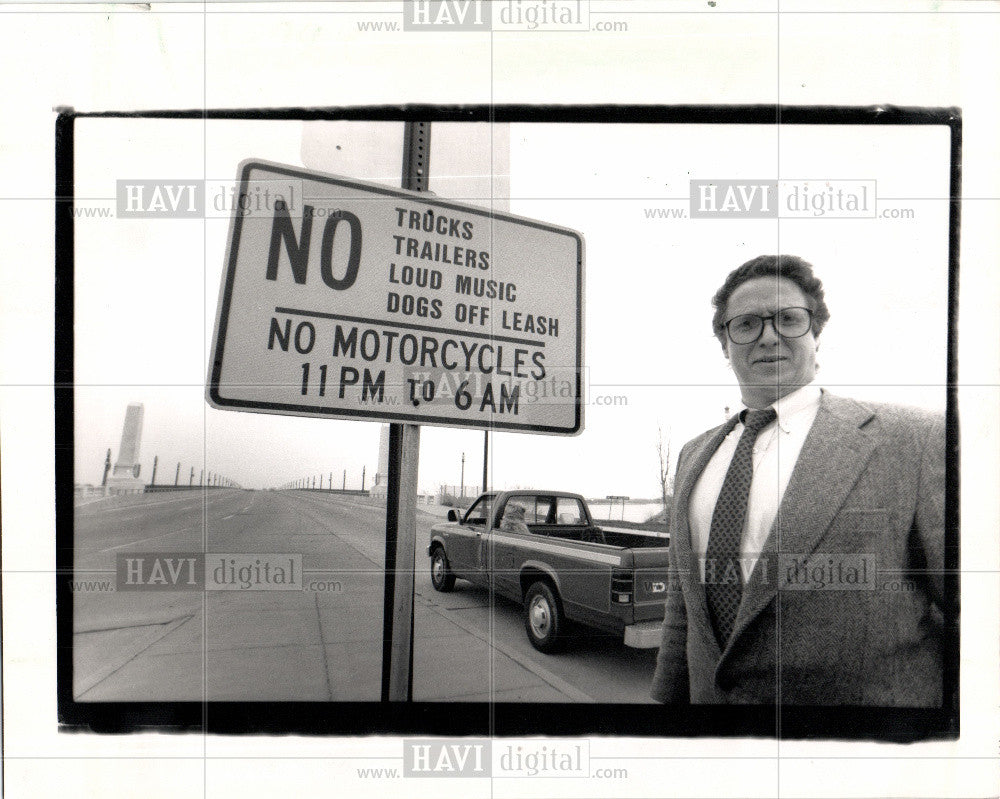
[651,255,946,706]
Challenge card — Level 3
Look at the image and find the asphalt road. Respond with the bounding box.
[72,490,657,703]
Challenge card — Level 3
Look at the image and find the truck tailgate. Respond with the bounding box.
[627,547,671,622]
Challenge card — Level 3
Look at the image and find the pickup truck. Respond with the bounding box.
[427,490,670,653]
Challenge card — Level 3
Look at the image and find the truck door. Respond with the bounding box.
[486,495,543,598]
[450,495,492,584]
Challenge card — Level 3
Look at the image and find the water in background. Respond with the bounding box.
[589,501,665,524]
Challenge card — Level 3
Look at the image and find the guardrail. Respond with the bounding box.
[145,484,236,493]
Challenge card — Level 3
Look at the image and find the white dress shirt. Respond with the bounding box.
[689,383,822,581]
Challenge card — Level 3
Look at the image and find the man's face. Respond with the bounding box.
[722,276,819,408]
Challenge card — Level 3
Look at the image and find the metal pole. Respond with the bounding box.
[189,467,194,486]
[482,431,488,494]
[175,462,180,486]
[362,465,366,491]
[382,119,429,703]
[151,456,158,486]
[343,469,347,490]
[460,452,465,497]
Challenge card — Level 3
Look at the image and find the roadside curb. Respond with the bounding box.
[415,590,596,703]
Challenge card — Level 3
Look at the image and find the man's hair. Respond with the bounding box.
[711,254,831,349]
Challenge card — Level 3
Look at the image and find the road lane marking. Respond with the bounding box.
[75,493,246,539]
[81,496,254,555]
[275,492,384,569]
[76,494,203,514]
[96,526,198,553]
[78,489,247,515]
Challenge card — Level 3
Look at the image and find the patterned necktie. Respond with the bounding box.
[705,407,777,647]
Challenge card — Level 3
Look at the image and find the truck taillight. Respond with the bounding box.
[611,568,634,604]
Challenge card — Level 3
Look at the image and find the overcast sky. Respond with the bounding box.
[73,118,950,495]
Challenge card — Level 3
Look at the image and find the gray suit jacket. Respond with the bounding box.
[651,391,947,706]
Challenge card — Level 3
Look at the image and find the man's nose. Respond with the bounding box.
[757,316,781,344]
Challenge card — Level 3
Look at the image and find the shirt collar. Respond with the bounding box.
[741,382,821,433]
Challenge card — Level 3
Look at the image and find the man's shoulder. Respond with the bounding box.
[676,419,733,470]
[821,392,944,436]
[682,422,729,449]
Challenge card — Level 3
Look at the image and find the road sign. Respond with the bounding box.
[208,160,584,434]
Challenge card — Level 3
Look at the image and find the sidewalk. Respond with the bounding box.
[74,568,589,703]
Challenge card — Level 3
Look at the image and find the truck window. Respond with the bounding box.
[555,497,586,525]
[462,495,493,526]
[529,496,553,524]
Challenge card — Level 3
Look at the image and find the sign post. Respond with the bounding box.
[382,121,429,702]
[606,495,630,521]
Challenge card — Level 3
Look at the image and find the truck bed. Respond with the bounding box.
[527,523,668,550]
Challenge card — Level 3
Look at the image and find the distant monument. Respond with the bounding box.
[106,403,145,494]
[369,424,390,499]
[100,448,112,487]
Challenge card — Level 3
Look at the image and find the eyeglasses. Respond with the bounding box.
[723,307,814,345]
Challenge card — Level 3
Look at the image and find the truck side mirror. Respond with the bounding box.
[447,509,460,522]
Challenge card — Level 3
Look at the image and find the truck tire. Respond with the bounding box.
[524,581,564,653]
[430,545,456,592]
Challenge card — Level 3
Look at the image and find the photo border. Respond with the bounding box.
[55,103,961,740]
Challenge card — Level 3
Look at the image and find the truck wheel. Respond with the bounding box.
[430,546,456,592]
[524,581,563,652]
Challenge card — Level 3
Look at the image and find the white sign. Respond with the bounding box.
[208,160,585,434]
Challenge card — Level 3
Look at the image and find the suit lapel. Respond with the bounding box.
[724,392,878,653]
[675,416,739,653]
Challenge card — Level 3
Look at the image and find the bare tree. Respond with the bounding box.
[656,425,672,514]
